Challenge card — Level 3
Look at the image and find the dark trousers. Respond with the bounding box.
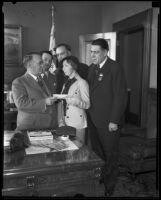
[88,114,120,191]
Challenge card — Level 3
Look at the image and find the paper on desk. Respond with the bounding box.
[28,131,53,137]
[28,131,53,141]
[25,138,78,155]
[25,145,50,154]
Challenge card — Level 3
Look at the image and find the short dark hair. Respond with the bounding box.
[40,50,53,57]
[92,38,109,52]
[23,52,40,69]
[55,43,71,52]
[61,56,79,71]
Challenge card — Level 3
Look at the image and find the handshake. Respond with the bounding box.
[45,96,58,106]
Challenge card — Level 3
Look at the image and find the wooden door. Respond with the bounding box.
[113,9,152,127]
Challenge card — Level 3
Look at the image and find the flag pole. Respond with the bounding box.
[51,5,54,26]
[49,5,57,74]
[49,5,56,54]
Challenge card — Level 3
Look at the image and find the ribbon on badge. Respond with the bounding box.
[98,73,103,81]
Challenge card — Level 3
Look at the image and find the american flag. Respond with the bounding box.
[49,5,56,55]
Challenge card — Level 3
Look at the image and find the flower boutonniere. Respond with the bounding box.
[98,73,103,81]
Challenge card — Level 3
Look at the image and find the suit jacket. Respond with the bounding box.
[88,57,127,128]
[77,62,89,81]
[55,68,67,94]
[12,72,57,131]
[43,71,57,95]
[58,73,90,129]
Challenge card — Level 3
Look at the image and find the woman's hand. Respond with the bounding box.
[45,97,57,106]
[59,122,65,127]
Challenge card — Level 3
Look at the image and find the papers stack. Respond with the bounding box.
[26,131,78,155]
[28,131,53,140]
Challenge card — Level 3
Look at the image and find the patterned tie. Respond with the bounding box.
[95,64,100,75]
[93,64,100,84]
[37,76,51,96]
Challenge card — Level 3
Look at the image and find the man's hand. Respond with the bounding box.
[45,96,57,106]
[108,122,118,132]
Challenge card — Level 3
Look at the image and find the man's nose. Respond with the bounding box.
[91,52,95,57]
[41,63,44,68]
[57,55,61,60]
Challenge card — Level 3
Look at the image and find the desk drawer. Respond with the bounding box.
[3,168,104,196]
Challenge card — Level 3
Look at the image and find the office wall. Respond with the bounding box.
[3,1,102,85]
[3,1,158,88]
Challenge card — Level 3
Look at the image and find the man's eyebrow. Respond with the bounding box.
[56,52,65,55]
[90,50,99,53]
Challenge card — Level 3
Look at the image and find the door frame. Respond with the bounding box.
[113,9,153,128]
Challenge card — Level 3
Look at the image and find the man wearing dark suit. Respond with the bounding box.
[12,52,58,131]
[87,38,127,196]
[41,50,57,94]
[55,43,89,93]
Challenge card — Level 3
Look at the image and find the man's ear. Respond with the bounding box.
[68,51,72,56]
[28,61,32,68]
[104,49,108,57]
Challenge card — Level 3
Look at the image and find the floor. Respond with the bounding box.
[111,172,158,197]
[109,123,158,197]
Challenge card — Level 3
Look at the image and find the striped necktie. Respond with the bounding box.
[37,76,51,96]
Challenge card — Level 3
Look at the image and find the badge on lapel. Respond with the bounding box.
[98,73,103,81]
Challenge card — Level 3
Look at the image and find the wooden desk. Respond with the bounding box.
[4,110,17,130]
[3,131,105,197]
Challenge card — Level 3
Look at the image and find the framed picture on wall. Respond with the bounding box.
[4,24,22,66]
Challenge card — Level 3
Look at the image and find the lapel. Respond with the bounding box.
[40,77,51,96]
[91,58,111,92]
[25,73,48,98]
[88,64,96,87]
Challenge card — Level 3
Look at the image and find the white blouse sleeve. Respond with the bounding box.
[66,80,90,109]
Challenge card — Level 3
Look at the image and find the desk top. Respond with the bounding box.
[3,131,104,177]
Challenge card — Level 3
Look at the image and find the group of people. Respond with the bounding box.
[12,38,127,196]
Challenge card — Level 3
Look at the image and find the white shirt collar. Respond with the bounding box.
[28,72,45,80]
[28,72,38,81]
[99,56,108,69]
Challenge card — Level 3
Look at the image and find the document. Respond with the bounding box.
[26,131,78,155]
[28,131,53,138]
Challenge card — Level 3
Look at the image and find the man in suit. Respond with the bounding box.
[55,43,89,93]
[40,50,57,94]
[12,52,58,131]
[87,38,127,196]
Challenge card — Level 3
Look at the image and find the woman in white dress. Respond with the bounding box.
[57,56,90,145]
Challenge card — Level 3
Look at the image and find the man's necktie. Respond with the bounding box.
[95,64,100,75]
[93,64,100,84]
[37,76,51,96]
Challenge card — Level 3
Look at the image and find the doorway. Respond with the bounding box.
[113,9,152,128]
